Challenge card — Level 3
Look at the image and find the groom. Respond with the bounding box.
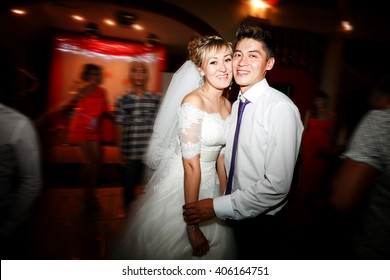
[183,25,303,259]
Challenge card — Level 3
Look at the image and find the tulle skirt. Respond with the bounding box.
[110,154,237,260]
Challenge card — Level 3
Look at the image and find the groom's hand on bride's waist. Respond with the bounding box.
[182,198,215,224]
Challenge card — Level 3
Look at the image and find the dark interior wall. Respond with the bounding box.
[335,38,390,137]
[0,7,54,118]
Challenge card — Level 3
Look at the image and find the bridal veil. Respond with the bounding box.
[144,60,201,171]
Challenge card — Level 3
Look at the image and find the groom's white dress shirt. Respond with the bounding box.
[214,78,304,220]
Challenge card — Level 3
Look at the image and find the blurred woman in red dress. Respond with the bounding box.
[300,90,336,202]
[67,64,110,208]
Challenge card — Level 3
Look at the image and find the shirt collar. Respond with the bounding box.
[238,78,269,104]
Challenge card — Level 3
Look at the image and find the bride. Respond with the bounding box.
[110,35,237,259]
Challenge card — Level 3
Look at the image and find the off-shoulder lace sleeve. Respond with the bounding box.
[177,103,204,159]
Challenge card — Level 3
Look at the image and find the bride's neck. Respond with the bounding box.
[200,85,223,103]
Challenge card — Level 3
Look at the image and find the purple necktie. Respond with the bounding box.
[225,97,250,195]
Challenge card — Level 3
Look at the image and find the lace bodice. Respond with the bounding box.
[177,103,228,161]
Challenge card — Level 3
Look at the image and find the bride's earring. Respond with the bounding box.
[229,81,233,91]
[198,75,204,87]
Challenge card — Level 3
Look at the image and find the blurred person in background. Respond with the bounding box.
[114,61,160,209]
[300,90,336,202]
[330,74,390,259]
[0,39,43,259]
[1,67,40,120]
[66,63,110,210]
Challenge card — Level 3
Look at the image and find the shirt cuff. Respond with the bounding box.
[213,195,234,220]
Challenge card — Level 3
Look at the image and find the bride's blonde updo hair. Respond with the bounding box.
[187,35,232,68]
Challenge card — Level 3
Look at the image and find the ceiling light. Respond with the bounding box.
[11,9,26,15]
[104,19,116,26]
[71,15,84,21]
[132,24,143,30]
[341,21,353,32]
[251,0,269,9]
[249,0,271,19]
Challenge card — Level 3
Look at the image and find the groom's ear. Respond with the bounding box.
[266,57,275,71]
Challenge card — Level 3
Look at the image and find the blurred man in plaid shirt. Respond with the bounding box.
[115,61,160,209]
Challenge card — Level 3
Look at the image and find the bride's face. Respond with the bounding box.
[201,46,233,91]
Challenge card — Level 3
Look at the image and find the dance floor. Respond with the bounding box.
[15,144,132,259]
[30,185,132,259]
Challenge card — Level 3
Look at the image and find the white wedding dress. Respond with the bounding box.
[110,103,237,260]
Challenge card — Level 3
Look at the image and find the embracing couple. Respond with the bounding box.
[110,24,303,260]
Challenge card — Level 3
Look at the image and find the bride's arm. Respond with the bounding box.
[182,156,201,204]
[180,95,204,204]
[178,96,210,257]
[182,156,210,257]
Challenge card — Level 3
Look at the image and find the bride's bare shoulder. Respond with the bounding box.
[181,89,204,108]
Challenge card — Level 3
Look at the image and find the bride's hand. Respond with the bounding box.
[186,225,209,257]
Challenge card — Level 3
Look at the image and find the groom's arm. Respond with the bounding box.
[183,199,215,225]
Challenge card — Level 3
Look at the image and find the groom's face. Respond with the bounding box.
[233,38,274,93]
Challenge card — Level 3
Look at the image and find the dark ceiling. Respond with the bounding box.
[1,0,390,73]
